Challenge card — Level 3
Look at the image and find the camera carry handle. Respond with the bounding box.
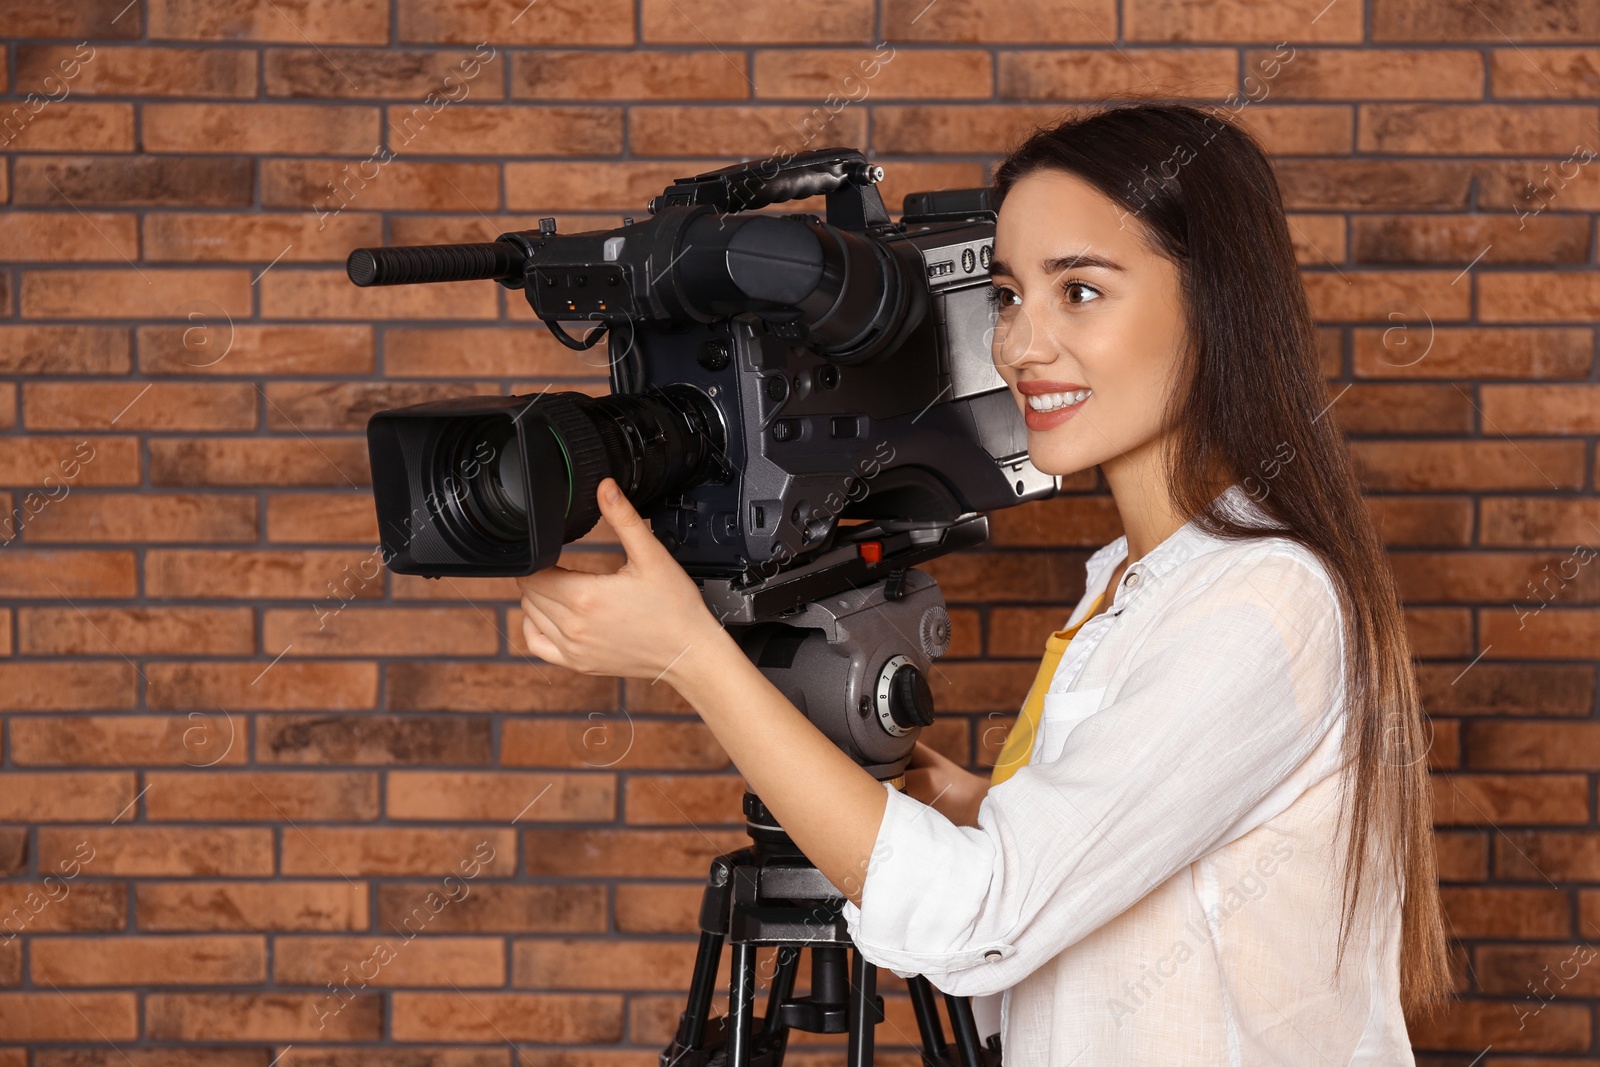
[647,146,891,232]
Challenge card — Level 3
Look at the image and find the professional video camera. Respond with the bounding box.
[349,147,1035,1066]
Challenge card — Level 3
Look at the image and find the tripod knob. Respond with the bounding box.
[875,655,935,734]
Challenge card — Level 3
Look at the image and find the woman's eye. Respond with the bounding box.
[984,285,1019,309]
[1063,281,1101,305]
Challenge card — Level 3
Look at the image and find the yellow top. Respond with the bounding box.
[990,593,1104,787]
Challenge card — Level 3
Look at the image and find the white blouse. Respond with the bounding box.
[841,484,1413,1066]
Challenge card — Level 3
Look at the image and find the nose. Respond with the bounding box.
[991,299,1051,374]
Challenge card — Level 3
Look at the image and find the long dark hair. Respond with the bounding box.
[991,102,1451,1017]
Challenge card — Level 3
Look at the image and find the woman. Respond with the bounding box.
[516,103,1451,1064]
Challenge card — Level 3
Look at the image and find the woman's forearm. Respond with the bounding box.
[666,627,891,908]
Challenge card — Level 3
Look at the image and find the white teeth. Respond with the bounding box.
[1026,388,1092,412]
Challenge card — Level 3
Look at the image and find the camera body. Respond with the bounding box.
[357,148,1053,593]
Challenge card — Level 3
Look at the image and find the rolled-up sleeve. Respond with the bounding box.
[839,548,1346,997]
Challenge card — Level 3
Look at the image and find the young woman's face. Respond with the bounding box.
[988,168,1190,479]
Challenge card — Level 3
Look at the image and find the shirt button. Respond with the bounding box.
[984,949,1002,962]
[1125,571,1141,588]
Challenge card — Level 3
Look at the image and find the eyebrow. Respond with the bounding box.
[988,252,1126,277]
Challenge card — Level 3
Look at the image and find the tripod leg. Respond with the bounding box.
[728,941,759,1067]
[942,992,985,1067]
[670,929,725,1051]
[846,946,880,1067]
[761,946,800,1038]
[906,974,950,1060]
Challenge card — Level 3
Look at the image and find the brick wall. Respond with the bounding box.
[0,0,1596,1062]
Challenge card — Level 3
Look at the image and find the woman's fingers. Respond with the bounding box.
[518,597,569,667]
[595,478,667,568]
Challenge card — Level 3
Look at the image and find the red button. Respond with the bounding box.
[858,541,883,564]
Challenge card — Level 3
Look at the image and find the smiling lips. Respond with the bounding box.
[1016,380,1093,431]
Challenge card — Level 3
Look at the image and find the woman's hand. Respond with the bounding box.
[903,740,990,828]
[516,478,730,682]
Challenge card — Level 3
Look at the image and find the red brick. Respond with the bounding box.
[502,160,719,212]
[387,663,616,712]
[1373,0,1600,42]
[1246,48,1485,99]
[20,606,254,656]
[1421,662,1593,717]
[145,661,378,711]
[1404,606,1473,657]
[148,0,389,44]
[20,269,252,320]
[17,45,258,96]
[261,159,500,213]
[390,992,621,1043]
[1131,0,1361,40]
[1366,495,1474,546]
[24,382,256,431]
[0,0,140,37]
[1274,160,1473,210]
[145,103,379,154]
[525,828,747,879]
[138,880,369,931]
[9,716,249,766]
[260,270,498,320]
[885,0,1111,41]
[1392,549,1600,601]
[1482,497,1600,547]
[1483,608,1600,660]
[614,884,702,933]
[623,774,745,825]
[1001,48,1234,101]
[0,212,139,263]
[266,47,505,99]
[1435,830,1488,881]
[0,772,136,821]
[380,881,604,935]
[642,0,869,43]
[383,104,620,156]
[1482,273,1600,322]
[1353,327,1593,379]
[1440,886,1571,939]
[0,662,136,710]
[21,492,257,543]
[924,551,1089,603]
[1491,47,1600,97]
[387,771,614,821]
[39,827,273,876]
[0,437,139,486]
[502,718,728,770]
[1330,383,1473,435]
[1481,385,1600,434]
[1232,105,1355,156]
[1406,997,1589,1053]
[144,770,378,821]
[1497,832,1600,882]
[513,939,700,990]
[137,322,374,377]
[258,715,492,765]
[0,325,131,373]
[758,48,990,100]
[275,935,504,986]
[148,548,380,599]
[1359,104,1600,154]
[0,993,137,1041]
[518,50,750,101]
[1467,722,1600,771]
[144,211,383,264]
[263,381,479,432]
[1302,270,1471,322]
[872,104,1066,155]
[0,882,125,935]
[0,103,133,152]
[146,991,381,1041]
[1433,773,1590,825]
[400,0,633,45]
[383,327,606,379]
[388,212,621,244]
[280,828,516,877]
[266,492,380,543]
[33,935,265,985]
[264,606,499,657]
[158,438,364,490]
[15,156,255,208]
[632,104,869,157]
[1352,214,1590,265]
[1350,441,1585,491]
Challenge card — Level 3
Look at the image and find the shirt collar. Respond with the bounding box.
[1084,483,1277,606]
